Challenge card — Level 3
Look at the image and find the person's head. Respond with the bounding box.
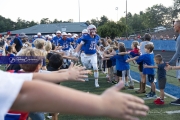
[131,41,139,49]
[143,33,151,41]
[67,33,72,38]
[114,40,118,47]
[33,38,46,49]
[112,46,118,52]
[37,32,41,38]
[107,39,112,45]
[61,32,67,40]
[45,41,52,52]
[154,54,163,64]
[18,48,44,72]
[48,36,52,41]
[145,44,154,53]
[174,20,180,33]
[82,29,88,35]
[107,47,113,54]
[118,45,126,52]
[6,46,13,53]
[118,42,125,48]
[100,45,105,51]
[87,24,97,36]
[101,39,108,47]
[22,42,32,49]
[49,53,63,70]
[56,30,61,37]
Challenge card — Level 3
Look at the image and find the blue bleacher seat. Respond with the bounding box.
[5,113,20,120]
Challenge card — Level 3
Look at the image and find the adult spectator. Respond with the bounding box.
[168,20,180,105]
[12,33,26,53]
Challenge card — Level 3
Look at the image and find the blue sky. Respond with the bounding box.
[0,0,173,22]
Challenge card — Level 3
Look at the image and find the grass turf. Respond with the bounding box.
[57,71,180,120]
[1,64,179,120]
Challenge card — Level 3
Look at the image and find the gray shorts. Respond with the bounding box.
[158,78,166,89]
[176,59,180,79]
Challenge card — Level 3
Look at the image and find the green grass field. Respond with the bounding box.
[1,64,179,120]
[58,64,180,120]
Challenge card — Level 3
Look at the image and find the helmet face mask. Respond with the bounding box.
[87,25,97,36]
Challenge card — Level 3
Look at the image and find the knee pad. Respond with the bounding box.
[94,72,99,79]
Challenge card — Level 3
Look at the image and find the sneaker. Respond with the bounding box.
[125,82,129,87]
[154,99,164,105]
[128,86,134,89]
[95,80,100,87]
[154,98,161,103]
[147,92,157,98]
[170,98,180,105]
[85,78,89,81]
[111,81,118,84]
[145,91,152,96]
[46,116,52,119]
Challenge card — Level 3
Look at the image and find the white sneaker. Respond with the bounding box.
[85,78,89,81]
[125,82,129,87]
[46,116,52,119]
[95,80,100,87]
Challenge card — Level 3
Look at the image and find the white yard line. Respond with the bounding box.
[132,79,178,100]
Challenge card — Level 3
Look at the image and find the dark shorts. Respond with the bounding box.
[117,70,128,77]
[147,74,155,83]
[107,60,112,68]
[158,78,166,89]
[138,62,143,72]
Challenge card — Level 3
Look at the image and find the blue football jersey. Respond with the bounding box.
[59,38,73,51]
[81,34,99,54]
[52,36,62,46]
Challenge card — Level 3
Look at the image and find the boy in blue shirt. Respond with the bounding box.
[144,54,166,105]
[126,44,156,97]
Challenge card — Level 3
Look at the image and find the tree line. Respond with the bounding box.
[0,0,179,38]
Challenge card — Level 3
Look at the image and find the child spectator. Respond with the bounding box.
[144,54,166,105]
[126,44,156,98]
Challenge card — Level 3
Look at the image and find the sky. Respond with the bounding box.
[0,0,174,23]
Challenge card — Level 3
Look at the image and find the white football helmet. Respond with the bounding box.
[82,29,88,34]
[87,24,97,35]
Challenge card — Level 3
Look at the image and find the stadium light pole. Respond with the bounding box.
[115,7,118,22]
[78,0,80,22]
[126,0,128,38]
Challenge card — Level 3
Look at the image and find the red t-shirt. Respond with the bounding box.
[8,111,29,120]
[130,48,139,54]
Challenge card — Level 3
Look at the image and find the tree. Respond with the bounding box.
[99,15,109,26]
[52,19,62,23]
[173,0,180,18]
[40,18,52,24]
[97,21,126,39]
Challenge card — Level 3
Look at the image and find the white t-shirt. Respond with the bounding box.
[0,70,33,120]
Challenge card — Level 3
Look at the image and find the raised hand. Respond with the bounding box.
[100,81,149,120]
[67,63,88,81]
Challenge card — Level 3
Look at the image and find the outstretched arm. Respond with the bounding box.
[144,64,158,69]
[126,56,139,63]
[12,81,149,120]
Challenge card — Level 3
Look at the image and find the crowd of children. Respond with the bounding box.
[1,22,178,120]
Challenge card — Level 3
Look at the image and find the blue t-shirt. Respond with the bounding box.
[110,56,116,66]
[136,54,155,75]
[59,38,73,51]
[52,36,62,46]
[112,55,130,71]
[81,34,99,54]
